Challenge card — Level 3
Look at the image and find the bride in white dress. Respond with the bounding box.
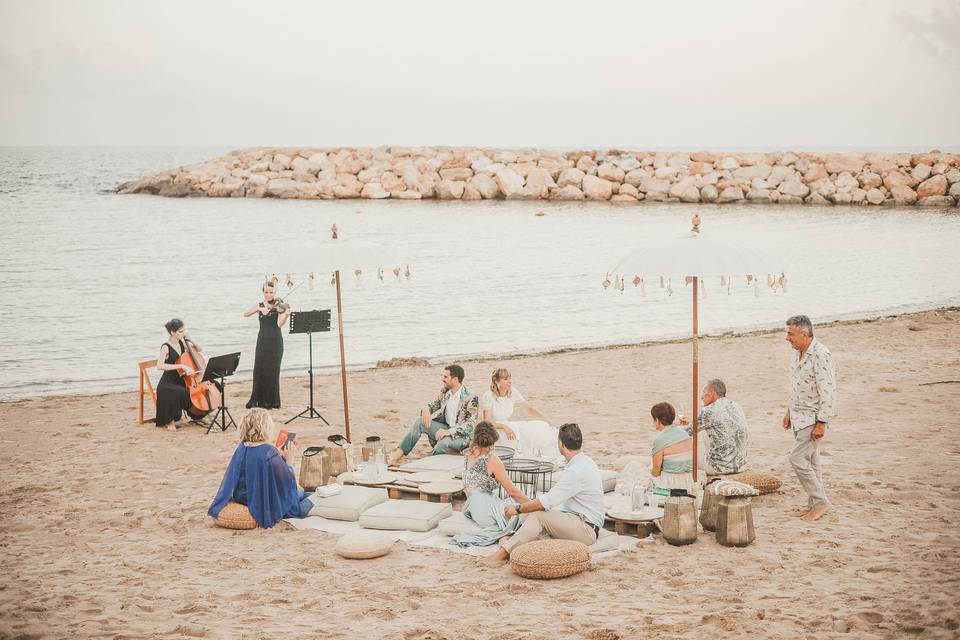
[480,368,560,463]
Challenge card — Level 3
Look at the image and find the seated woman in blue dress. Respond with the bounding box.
[208,408,313,528]
[451,421,529,548]
[650,402,699,495]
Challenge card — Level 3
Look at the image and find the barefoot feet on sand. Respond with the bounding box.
[791,508,809,517]
[479,549,509,567]
[801,505,829,521]
[387,449,404,466]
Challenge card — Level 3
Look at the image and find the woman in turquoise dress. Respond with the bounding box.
[451,422,529,548]
[650,402,698,494]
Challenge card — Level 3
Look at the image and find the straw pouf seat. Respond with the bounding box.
[510,540,591,579]
[335,530,394,559]
[214,502,258,530]
[722,472,781,495]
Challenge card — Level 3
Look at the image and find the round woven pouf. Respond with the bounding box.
[510,539,591,580]
[215,502,258,530]
[724,472,781,494]
[335,530,394,560]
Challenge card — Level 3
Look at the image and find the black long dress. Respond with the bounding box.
[155,339,192,426]
[246,310,283,409]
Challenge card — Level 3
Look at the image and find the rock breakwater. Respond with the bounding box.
[117,147,960,207]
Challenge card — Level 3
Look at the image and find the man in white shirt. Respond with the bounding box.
[481,423,605,566]
[782,314,837,522]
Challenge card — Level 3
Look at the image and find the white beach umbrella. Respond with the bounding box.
[608,219,786,480]
[271,226,409,443]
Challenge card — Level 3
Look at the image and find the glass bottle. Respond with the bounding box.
[631,479,644,512]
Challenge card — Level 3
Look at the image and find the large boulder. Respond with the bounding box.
[639,176,671,196]
[917,195,956,207]
[436,180,466,200]
[618,183,639,197]
[802,164,828,184]
[778,181,810,198]
[734,164,773,181]
[623,169,649,187]
[525,168,557,191]
[582,175,614,200]
[550,185,585,200]
[917,175,948,198]
[576,156,598,174]
[717,186,745,203]
[494,168,525,198]
[700,184,719,202]
[557,167,585,188]
[824,156,865,174]
[468,173,500,199]
[360,182,390,199]
[911,164,932,182]
[690,152,716,163]
[858,172,883,189]
[439,167,473,182]
[597,163,625,183]
[266,178,300,198]
[614,156,641,172]
[718,156,740,170]
[889,184,918,205]
[883,171,918,190]
[865,188,885,205]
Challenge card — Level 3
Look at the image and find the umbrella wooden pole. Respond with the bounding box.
[334,270,351,443]
[692,278,699,481]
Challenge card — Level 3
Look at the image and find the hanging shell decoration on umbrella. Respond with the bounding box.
[308,272,315,290]
[330,272,337,286]
[404,265,412,280]
[285,273,294,290]
[354,269,363,287]
[393,267,401,280]
[331,223,338,240]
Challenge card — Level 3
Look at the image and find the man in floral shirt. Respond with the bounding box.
[782,315,837,522]
[680,379,748,475]
[388,364,479,464]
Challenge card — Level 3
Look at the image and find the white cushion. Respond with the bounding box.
[359,499,453,532]
[307,485,388,521]
[399,454,466,477]
[544,469,619,494]
[590,528,619,553]
[438,510,483,536]
[335,530,393,559]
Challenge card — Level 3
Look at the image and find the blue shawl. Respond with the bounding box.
[208,443,307,529]
[651,425,691,456]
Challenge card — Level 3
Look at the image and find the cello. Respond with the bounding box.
[177,338,222,418]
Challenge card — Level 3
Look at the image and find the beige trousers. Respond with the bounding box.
[500,510,597,554]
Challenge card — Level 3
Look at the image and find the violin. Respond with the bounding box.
[259,297,291,314]
[177,337,222,418]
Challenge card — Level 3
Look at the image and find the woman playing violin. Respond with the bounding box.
[244,281,291,409]
[155,318,204,431]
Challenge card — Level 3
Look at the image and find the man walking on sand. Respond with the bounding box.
[388,364,479,465]
[481,423,604,567]
[783,315,837,522]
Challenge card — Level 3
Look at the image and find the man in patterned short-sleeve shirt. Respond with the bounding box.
[783,314,837,522]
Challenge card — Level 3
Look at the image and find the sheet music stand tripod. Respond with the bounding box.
[286,309,332,425]
[203,351,241,434]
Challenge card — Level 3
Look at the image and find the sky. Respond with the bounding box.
[0,0,958,149]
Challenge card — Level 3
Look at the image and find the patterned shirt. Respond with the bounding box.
[788,337,837,430]
[684,397,748,475]
[426,384,480,439]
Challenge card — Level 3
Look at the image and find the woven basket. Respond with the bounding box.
[510,539,591,580]
[335,531,394,559]
[723,472,782,495]
[215,501,258,530]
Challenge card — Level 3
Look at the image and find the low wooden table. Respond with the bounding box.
[604,494,662,538]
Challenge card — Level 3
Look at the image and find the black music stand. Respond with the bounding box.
[285,309,332,425]
[203,351,241,434]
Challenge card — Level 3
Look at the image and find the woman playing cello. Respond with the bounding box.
[244,281,291,409]
[155,318,204,431]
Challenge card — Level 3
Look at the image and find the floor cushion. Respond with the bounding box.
[335,530,394,559]
[591,528,619,553]
[510,539,591,579]
[716,471,781,495]
[359,499,453,532]
[214,502,257,530]
[544,469,619,494]
[399,454,466,478]
[307,485,389,521]
[438,510,483,536]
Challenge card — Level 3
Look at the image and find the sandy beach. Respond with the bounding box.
[2,308,959,639]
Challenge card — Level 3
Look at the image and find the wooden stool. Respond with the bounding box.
[699,491,721,532]
[716,496,755,547]
[138,359,158,424]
